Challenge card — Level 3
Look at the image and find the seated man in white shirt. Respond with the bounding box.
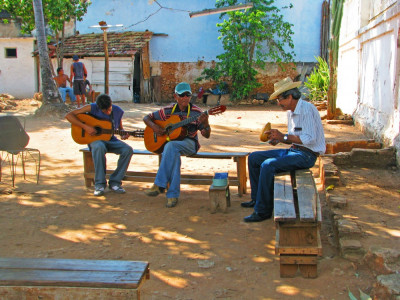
[242,77,326,222]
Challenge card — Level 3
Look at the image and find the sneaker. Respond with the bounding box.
[144,184,165,197]
[166,198,178,208]
[94,187,105,196]
[109,185,126,194]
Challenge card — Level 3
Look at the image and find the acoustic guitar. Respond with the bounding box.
[71,114,144,145]
[144,105,226,154]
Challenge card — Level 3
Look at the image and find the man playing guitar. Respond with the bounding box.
[65,94,133,196]
[143,82,211,208]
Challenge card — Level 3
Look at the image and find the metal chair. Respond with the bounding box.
[0,116,40,187]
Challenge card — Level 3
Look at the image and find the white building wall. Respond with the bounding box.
[337,0,400,164]
[0,37,36,99]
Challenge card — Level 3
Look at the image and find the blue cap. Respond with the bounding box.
[72,55,79,61]
[175,82,191,94]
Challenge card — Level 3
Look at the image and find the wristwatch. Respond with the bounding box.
[283,134,288,142]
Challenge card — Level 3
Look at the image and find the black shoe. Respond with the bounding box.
[241,199,256,208]
[244,212,272,222]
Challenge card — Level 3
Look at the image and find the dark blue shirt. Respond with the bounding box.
[90,103,124,141]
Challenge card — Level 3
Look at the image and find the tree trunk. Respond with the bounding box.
[33,0,67,117]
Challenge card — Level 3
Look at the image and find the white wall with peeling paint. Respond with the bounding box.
[0,37,36,99]
[337,0,400,164]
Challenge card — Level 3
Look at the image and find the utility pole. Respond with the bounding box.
[89,21,123,94]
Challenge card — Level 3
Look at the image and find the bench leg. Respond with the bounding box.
[209,185,230,213]
[280,263,298,278]
[234,156,247,196]
[82,151,94,187]
[299,264,318,278]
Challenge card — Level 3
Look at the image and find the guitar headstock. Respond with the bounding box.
[132,130,145,138]
[207,105,227,116]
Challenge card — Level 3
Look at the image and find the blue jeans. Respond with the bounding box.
[154,138,196,198]
[59,87,76,103]
[89,139,133,189]
[248,148,317,215]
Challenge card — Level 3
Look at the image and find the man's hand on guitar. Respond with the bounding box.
[120,133,130,140]
[152,124,166,136]
[85,125,97,136]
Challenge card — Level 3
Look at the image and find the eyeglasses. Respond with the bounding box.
[177,92,192,98]
[277,95,287,101]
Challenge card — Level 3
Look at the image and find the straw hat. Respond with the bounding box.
[269,77,302,100]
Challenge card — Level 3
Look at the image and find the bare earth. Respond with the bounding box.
[0,100,399,299]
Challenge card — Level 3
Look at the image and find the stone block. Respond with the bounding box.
[364,246,400,275]
[206,94,231,106]
[339,238,365,262]
[327,195,347,208]
[337,219,362,238]
[372,274,400,299]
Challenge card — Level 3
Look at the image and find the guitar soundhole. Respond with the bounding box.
[94,126,102,136]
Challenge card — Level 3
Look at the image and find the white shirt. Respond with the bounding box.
[287,99,326,154]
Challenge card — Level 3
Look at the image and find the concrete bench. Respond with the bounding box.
[274,169,322,278]
[0,257,149,299]
[80,148,249,196]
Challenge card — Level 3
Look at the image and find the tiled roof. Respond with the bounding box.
[60,31,153,58]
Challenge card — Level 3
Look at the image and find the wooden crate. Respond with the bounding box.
[274,169,322,278]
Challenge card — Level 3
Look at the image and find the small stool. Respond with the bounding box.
[209,184,231,213]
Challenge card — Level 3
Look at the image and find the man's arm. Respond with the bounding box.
[198,112,211,138]
[143,115,165,136]
[267,129,302,146]
[83,64,88,77]
[65,105,97,136]
[69,65,74,84]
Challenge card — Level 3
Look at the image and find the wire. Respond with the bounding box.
[120,0,191,31]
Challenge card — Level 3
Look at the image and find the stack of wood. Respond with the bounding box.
[0,94,17,112]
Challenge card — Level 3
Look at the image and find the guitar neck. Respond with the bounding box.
[170,110,208,130]
[102,128,142,137]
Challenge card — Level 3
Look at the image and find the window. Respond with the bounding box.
[5,48,17,58]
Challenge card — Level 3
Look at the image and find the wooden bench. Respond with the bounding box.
[274,169,322,278]
[0,257,149,299]
[80,148,249,196]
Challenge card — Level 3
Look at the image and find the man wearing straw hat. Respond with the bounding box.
[242,77,326,222]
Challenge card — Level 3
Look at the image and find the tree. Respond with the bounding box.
[327,0,344,119]
[198,0,296,102]
[32,0,64,116]
[0,0,90,68]
[0,0,91,116]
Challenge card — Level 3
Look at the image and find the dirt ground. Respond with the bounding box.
[0,99,399,300]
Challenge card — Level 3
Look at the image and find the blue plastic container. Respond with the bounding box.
[213,172,228,186]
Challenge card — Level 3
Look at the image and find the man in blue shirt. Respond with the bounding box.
[65,94,133,196]
[242,77,326,222]
[70,55,88,107]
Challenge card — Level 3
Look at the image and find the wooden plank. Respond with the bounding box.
[279,255,318,265]
[275,246,321,255]
[0,258,147,272]
[0,269,143,288]
[0,258,149,289]
[274,174,296,222]
[0,286,139,300]
[295,169,317,222]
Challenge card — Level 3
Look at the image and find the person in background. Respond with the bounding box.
[143,82,211,208]
[242,77,326,222]
[84,75,96,103]
[54,67,76,105]
[65,94,133,196]
[70,55,88,107]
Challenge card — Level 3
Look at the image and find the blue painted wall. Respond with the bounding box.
[77,0,324,63]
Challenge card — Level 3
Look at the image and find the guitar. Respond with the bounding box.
[71,114,144,145]
[144,105,226,154]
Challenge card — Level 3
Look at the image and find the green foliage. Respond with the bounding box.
[304,56,330,102]
[197,0,296,103]
[0,0,90,35]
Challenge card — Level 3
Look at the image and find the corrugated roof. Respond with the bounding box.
[61,30,153,58]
